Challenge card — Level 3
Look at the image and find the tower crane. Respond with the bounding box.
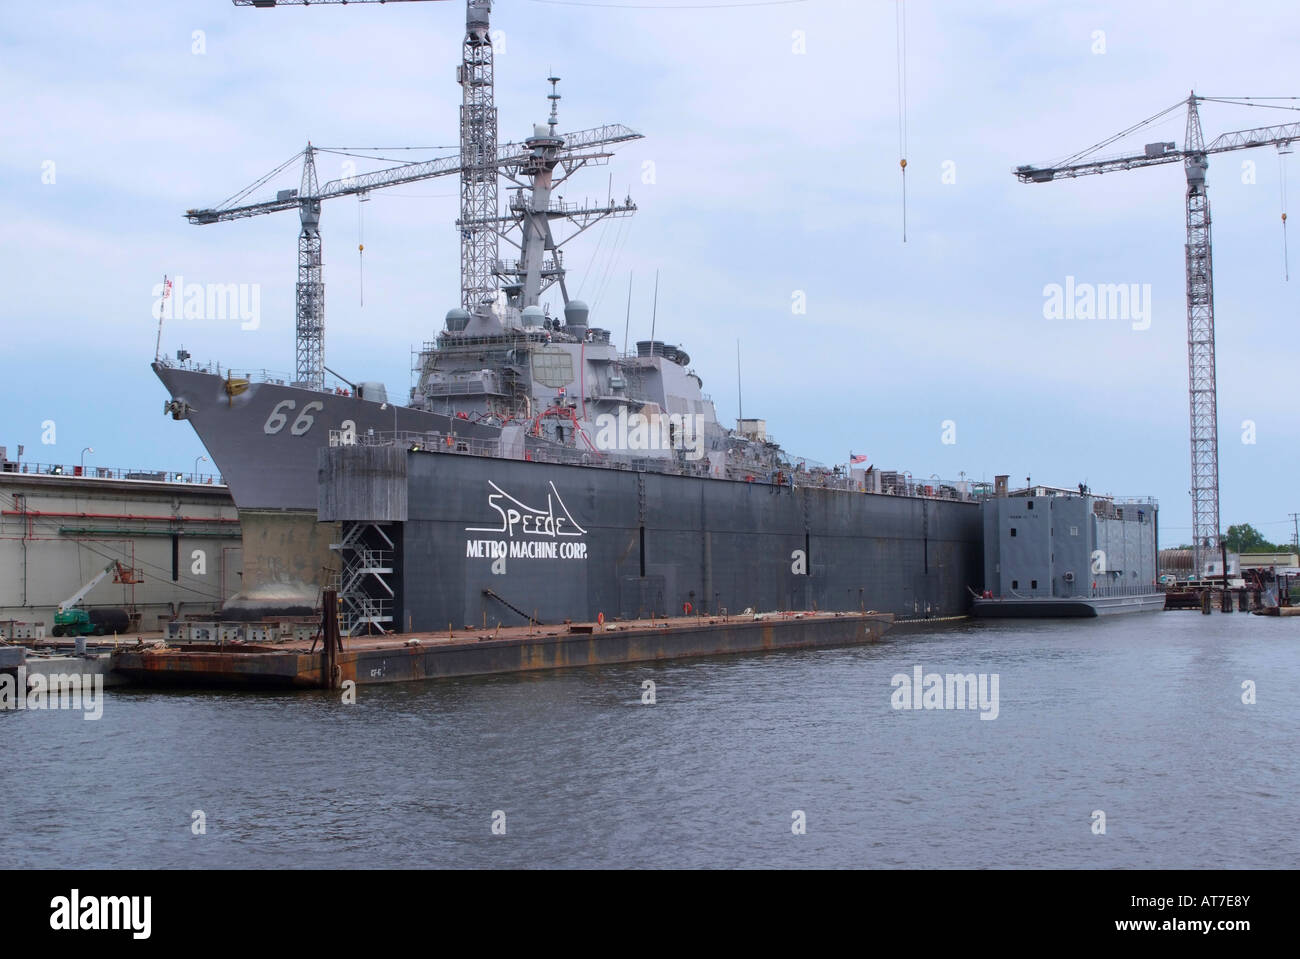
[195,0,641,390]
[187,143,461,390]
[1015,92,1299,577]
[234,0,498,311]
[187,124,640,389]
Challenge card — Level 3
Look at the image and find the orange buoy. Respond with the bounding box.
[597,612,605,626]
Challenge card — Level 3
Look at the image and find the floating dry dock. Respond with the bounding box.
[110,611,893,689]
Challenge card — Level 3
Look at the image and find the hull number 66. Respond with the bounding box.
[264,399,324,436]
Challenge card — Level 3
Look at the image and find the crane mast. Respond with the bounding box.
[296,145,325,390]
[458,0,499,313]
[1182,97,1220,573]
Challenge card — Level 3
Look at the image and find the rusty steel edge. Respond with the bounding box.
[109,612,894,689]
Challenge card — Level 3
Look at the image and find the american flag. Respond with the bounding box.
[850,453,868,465]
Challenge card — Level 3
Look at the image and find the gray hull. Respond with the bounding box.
[971,594,1166,618]
[154,363,500,511]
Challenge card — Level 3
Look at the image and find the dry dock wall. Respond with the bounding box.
[0,472,242,632]
[320,447,982,632]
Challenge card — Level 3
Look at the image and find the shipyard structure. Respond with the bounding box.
[318,443,982,633]
[0,447,241,637]
[147,1,1125,634]
[153,3,991,630]
[974,479,1162,617]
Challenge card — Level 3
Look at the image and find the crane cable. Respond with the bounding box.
[358,194,367,306]
[896,0,908,243]
[1280,147,1291,281]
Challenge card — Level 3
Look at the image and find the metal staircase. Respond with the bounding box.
[330,522,396,636]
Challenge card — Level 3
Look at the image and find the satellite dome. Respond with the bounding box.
[564,299,590,330]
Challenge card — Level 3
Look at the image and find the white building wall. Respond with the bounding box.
[0,473,241,634]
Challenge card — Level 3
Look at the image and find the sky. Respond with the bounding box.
[2,0,1297,547]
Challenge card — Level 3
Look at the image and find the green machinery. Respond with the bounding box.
[50,561,134,637]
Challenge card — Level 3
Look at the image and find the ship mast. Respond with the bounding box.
[515,77,567,308]
[491,79,640,312]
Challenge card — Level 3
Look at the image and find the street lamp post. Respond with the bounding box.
[194,455,208,483]
[80,446,93,474]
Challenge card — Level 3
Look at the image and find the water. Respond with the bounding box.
[4,612,1297,869]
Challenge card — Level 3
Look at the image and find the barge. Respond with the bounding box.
[110,609,895,689]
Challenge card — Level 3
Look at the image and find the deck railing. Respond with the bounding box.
[0,461,225,486]
[334,430,985,502]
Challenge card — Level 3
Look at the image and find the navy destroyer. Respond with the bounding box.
[155,0,984,631]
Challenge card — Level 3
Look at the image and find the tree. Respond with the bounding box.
[1223,523,1276,554]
